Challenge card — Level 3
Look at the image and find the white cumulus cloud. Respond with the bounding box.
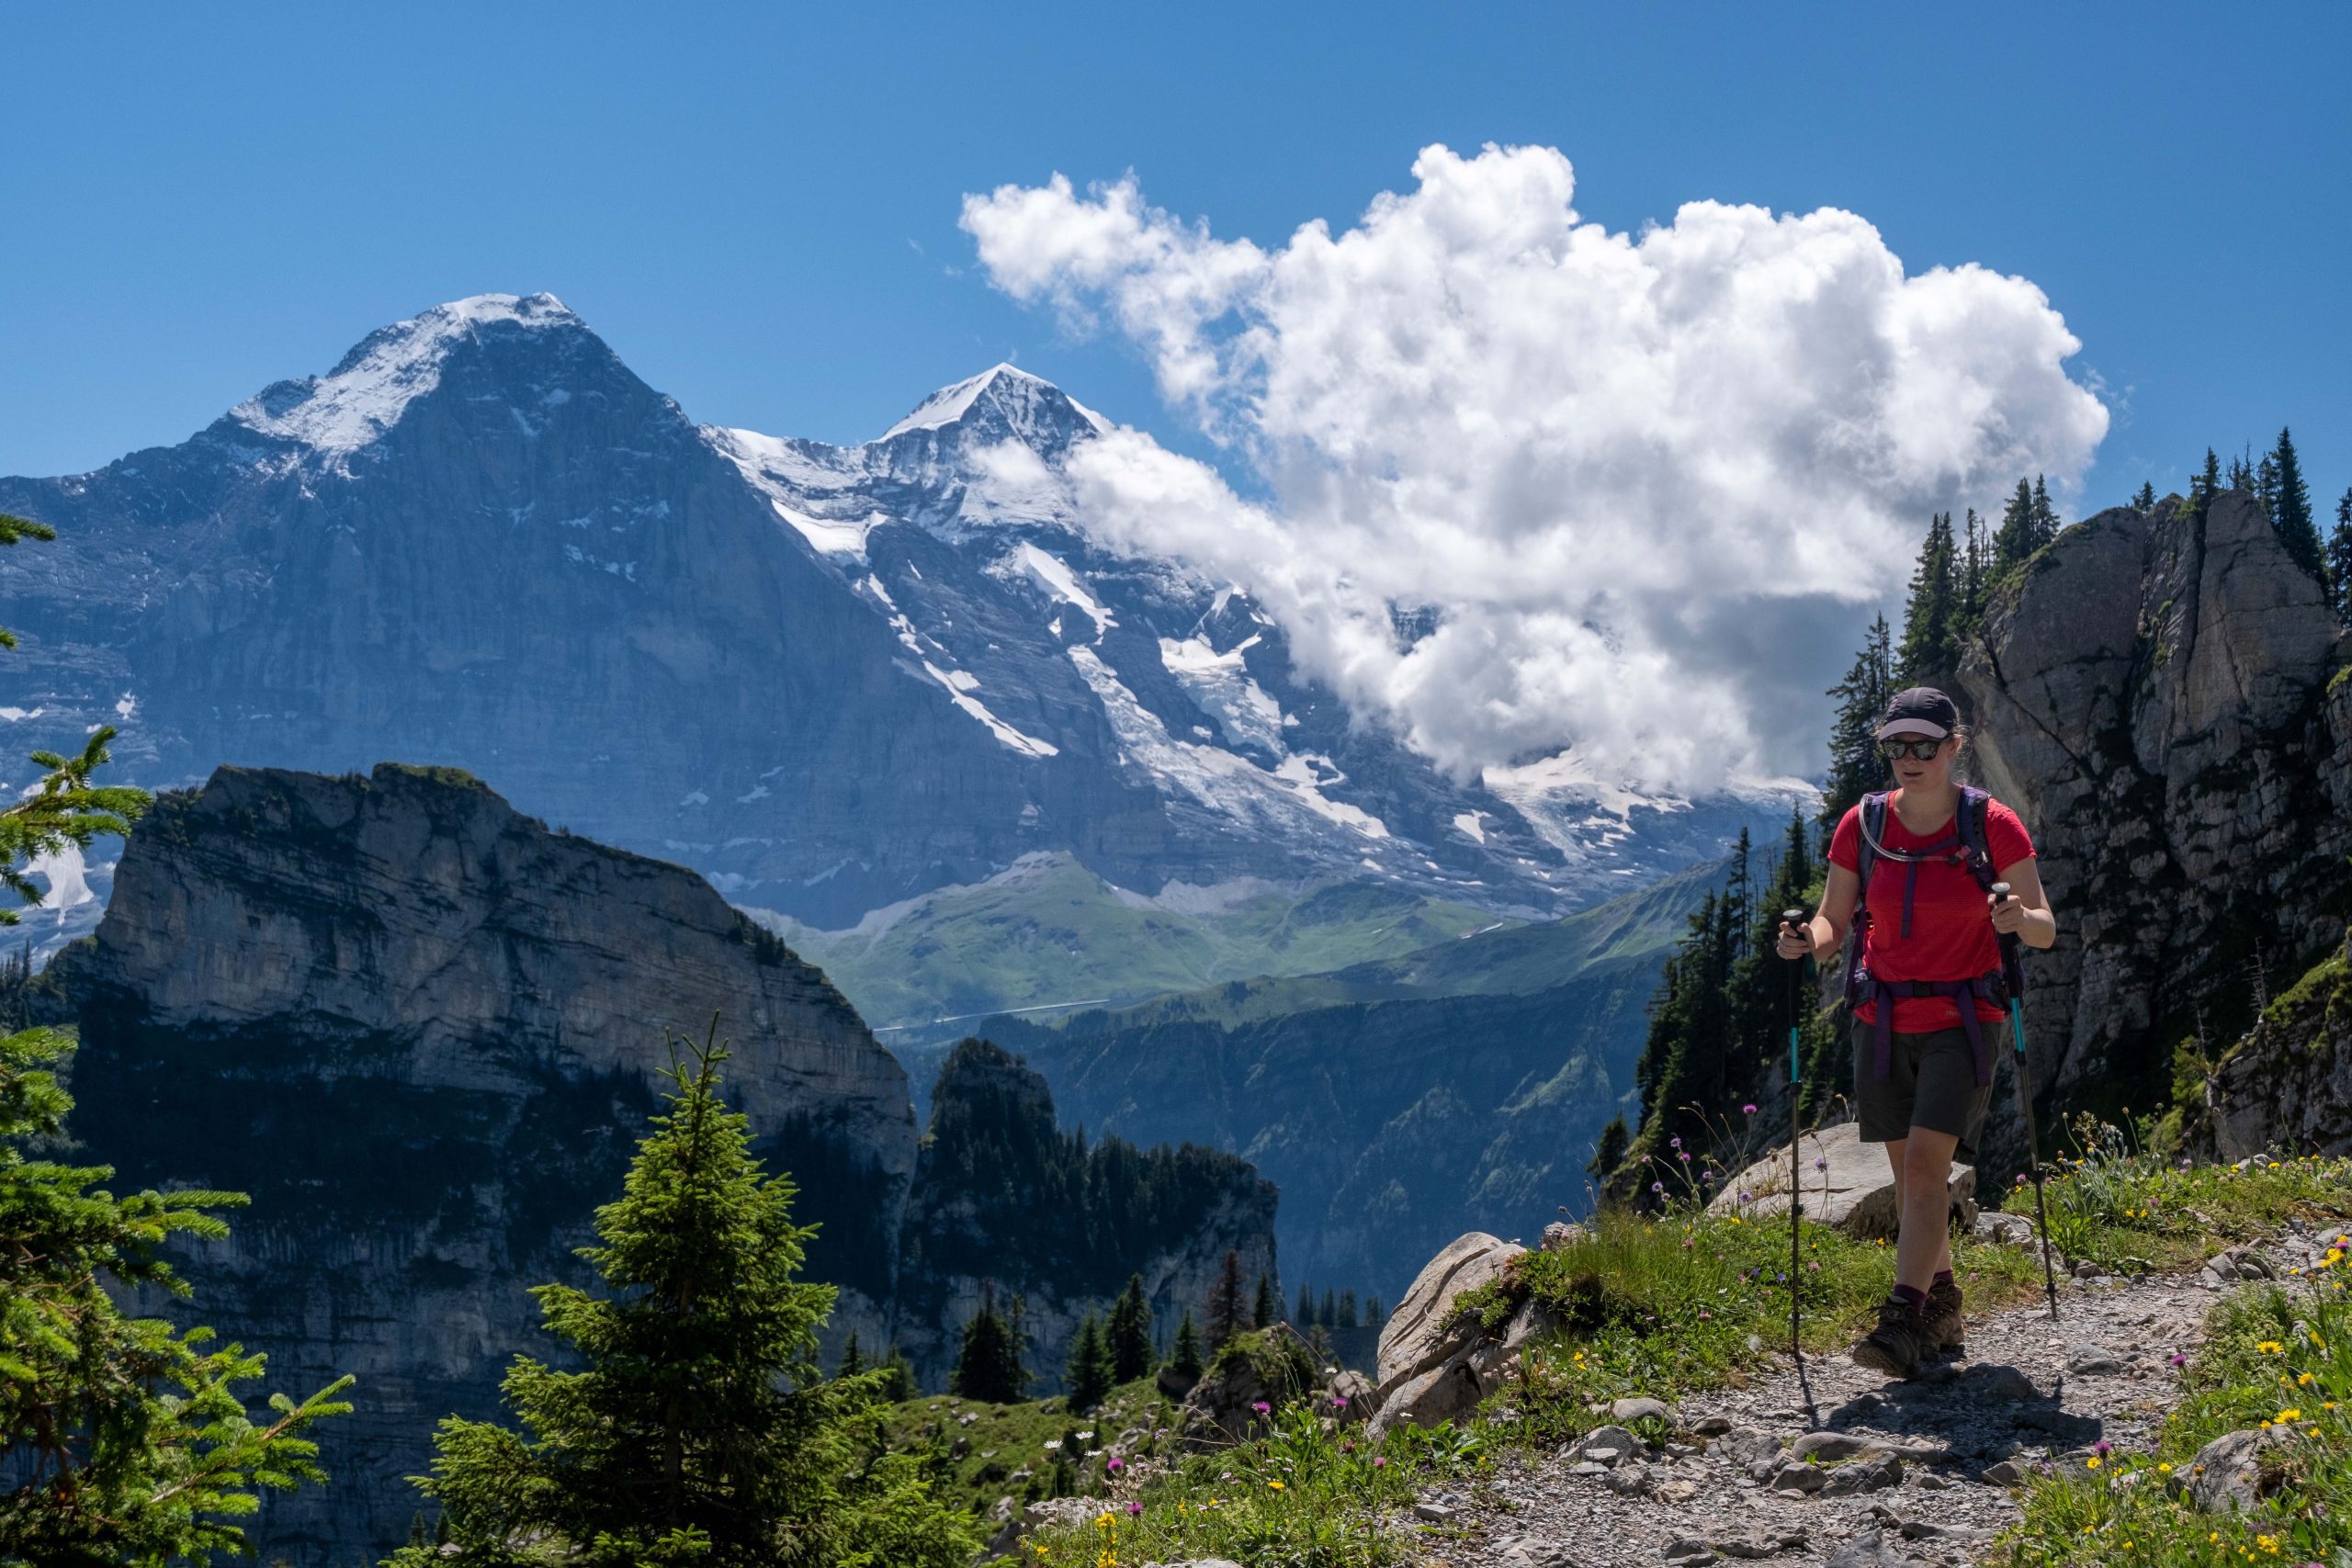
[961,143,2108,790]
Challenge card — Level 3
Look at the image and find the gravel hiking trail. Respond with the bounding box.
[1434,1219,2341,1567]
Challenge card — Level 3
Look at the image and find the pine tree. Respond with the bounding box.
[2267,428,2323,580]
[1338,1289,1358,1329]
[1205,1248,1248,1352]
[2190,448,2223,522]
[1168,1311,1204,1380]
[1106,1273,1153,1384]
[1064,1314,1114,1412]
[1819,615,1893,829]
[838,1332,865,1379]
[1896,511,1962,684]
[2132,480,2157,512]
[2327,490,2352,628]
[2227,448,2256,495]
[951,1286,1026,1404]
[1724,828,1752,963]
[1991,478,2037,572]
[1251,1272,1277,1329]
[396,1019,977,1567]
[1587,1114,1631,1186]
[1295,1280,1315,1326]
[1320,1288,1337,1325]
[1006,1293,1033,1394]
[2030,475,2060,553]
[1959,508,1988,623]
[1365,1298,1385,1328]
[876,1346,918,1404]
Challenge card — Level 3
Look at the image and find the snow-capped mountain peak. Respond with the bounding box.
[875,362,1113,446]
[232,292,582,460]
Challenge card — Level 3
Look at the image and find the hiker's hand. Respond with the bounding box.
[1988,890,2028,935]
[1776,919,1812,960]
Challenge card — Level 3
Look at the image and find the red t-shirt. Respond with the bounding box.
[1827,794,2036,1032]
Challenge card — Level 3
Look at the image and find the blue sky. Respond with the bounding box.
[4,1,2346,517]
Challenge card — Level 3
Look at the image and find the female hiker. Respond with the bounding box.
[1775,685,2056,1378]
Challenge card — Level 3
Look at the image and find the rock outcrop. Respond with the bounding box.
[1707,1122,1978,1238]
[38,764,1280,1565]
[45,763,916,1563]
[1953,491,2350,1171]
[2199,925,2352,1158]
[1367,1232,1531,1437]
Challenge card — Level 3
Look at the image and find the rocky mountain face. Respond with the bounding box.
[0,293,1793,952]
[36,764,1274,1565]
[1953,489,2351,1170]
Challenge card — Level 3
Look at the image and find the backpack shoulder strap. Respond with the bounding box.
[1956,786,1997,891]
[1855,792,1889,913]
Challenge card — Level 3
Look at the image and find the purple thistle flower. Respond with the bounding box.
[1127,1500,1143,1516]
[1652,1181,1666,1193]
[1250,1400,1271,1415]
[1106,1455,1125,1473]
[1738,1190,1753,1202]
[1742,1103,1758,1114]
[1373,1455,1387,1468]
[2094,1440,2111,1457]
[1814,1156,1827,1171]
[1670,1136,1682,1149]
[1331,1394,1349,1410]
[1679,1152,1691,1162]
[2169,1353,2188,1368]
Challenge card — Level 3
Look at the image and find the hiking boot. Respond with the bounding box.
[1923,1277,1965,1354]
[1850,1296,1926,1380]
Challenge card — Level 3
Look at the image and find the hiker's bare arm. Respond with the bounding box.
[1774,863,1859,962]
[1990,858,2057,949]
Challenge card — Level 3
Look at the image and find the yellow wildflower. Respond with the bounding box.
[1268,1479,1284,1490]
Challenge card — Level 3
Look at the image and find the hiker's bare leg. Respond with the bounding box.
[1895,1128,1960,1292]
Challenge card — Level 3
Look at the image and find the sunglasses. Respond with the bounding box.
[1878,737,1947,762]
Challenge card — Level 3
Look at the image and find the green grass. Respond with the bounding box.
[881,1375,1186,1516]
[1445,1204,2047,1445]
[1996,1173,2352,1566]
[1014,854,1717,1039]
[972,1145,2352,1567]
[1016,1406,1486,1568]
[751,853,1518,1035]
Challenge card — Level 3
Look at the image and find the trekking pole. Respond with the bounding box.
[1782,909,1809,1363]
[1993,882,2061,1323]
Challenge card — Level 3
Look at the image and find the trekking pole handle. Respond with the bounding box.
[1991,882,2021,957]
[1780,908,1809,958]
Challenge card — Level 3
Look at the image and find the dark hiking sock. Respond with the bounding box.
[1889,1283,1928,1313]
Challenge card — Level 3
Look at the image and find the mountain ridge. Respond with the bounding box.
[0,291,1804,953]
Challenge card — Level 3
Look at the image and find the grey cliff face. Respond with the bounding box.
[1955,491,2350,1169]
[52,762,918,1564]
[43,762,1279,1565]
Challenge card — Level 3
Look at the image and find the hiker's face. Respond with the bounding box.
[1888,735,1957,790]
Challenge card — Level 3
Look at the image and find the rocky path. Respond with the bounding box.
[1434,1220,2340,1568]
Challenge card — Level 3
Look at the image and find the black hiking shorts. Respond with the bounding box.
[1852,1021,1994,1161]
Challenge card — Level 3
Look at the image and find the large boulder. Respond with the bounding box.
[1365,1231,1527,1438]
[1375,1231,1524,1387]
[1706,1122,1976,1239]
